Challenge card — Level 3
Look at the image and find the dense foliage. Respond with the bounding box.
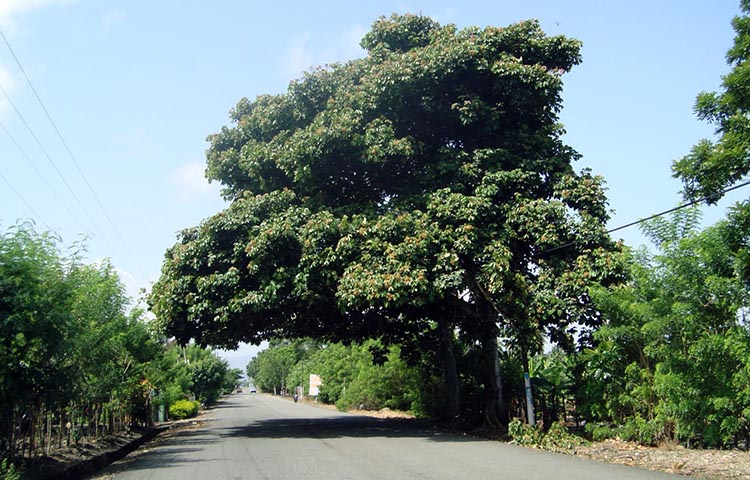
[248,207,749,449]
[2,3,746,461]
[246,339,305,395]
[579,210,750,448]
[0,223,238,466]
[248,339,436,416]
[150,13,620,428]
[151,5,749,446]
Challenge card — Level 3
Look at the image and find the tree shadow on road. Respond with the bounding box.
[221,415,483,443]
[89,424,222,477]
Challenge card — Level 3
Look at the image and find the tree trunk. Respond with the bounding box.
[29,407,36,459]
[65,407,71,448]
[58,410,63,449]
[45,410,52,455]
[520,345,536,426]
[480,328,507,431]
[437,316,460,423]
[94,404,99,439]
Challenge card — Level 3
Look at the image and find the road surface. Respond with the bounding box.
[93,394,679,480]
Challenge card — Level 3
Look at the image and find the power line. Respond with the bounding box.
[0,27,148,281]
[608,178,750,234]
[0,172,52,231]
[0,81,124,257]
[541,178,750,256]
[0,119,87,231]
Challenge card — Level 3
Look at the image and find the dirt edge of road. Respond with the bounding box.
[18,425,167,480]
[573,439,750,480]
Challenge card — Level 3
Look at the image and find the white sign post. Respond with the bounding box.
[309,374,322,398]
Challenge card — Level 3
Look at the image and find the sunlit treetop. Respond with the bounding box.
[205,14,582,212]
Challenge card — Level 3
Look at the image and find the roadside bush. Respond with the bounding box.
[540,422,587,453]
[508,418,543,446]
[0,459,20,480]
[509,419,586,453]
[584,422,617,442]
[169,399,201,420]
[617,416,667,446]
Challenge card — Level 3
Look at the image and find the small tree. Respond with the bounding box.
[582,210,750,447]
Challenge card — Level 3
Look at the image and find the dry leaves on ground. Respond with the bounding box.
[575,439,750,479]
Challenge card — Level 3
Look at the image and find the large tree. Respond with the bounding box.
[150,14,619,426]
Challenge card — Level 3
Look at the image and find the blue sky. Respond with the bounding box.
[0,1,746,367]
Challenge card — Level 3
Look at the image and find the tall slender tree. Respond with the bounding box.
[673,0,750,285]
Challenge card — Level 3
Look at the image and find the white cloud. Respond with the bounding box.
[115,265,144,306]
[282,31,315,77]
[168,160,219,204]
[280,24,367,78]
[429,7,456,25]
[215,341,268,373]
[339,24,367,60]
[0,64,19,119]
[86,260,145,311]
[217,341,268,359]
[100,8,126,34]
[0,0,81,28]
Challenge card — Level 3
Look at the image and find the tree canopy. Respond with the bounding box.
[149,14,620,426]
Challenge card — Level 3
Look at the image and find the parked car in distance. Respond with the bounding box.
[249,386,257,393]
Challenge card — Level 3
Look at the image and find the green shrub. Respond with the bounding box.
[169,399,201,420]
[617,416,666,446]
[508,418,543,446]
[585,422,617,442]
[509,419,586,453]
[540,422,587,453]
[0,458,20,480]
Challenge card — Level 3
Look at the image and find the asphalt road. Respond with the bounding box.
[94,394,679,480]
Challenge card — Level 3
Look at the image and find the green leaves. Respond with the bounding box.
[580,210,750,448]
[338,212,437,309]
[672,3,750,295]
[247,340,308,394]
[0,222,212,457]
[360,14,441,54]
[151,12,618,425]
